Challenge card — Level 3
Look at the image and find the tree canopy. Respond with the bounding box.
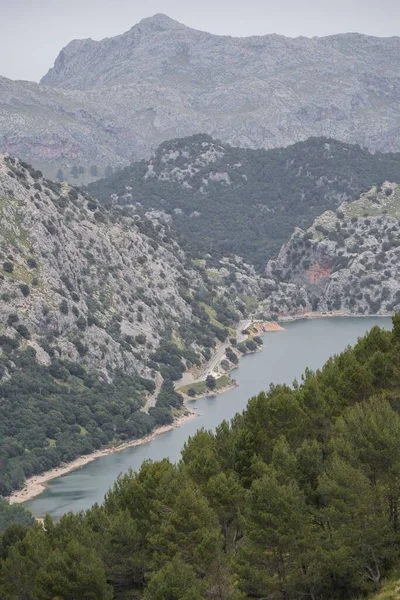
[2,318,400,598]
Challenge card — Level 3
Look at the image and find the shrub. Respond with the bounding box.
[87,200,98,211]
[74,340,88,356]
[0,335,20,350]
[226,347,238,364]
[19,284,30,297]
[76,316,87,331]
[16,324,30,339]
[67,362,86,378]
[45,221,56,235]
[7,314,19,326]
[205,375,216,390]
[59,300,69,314]
[88,315,101,327]
[3,262,13,273]
[27,258,37,269]
[245,339,258,352]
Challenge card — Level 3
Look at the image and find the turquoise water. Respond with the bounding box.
[27,316,392,519]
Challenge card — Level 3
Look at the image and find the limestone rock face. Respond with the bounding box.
[0,155,217,378]
[265,184,400,316]
[3,15,400,177]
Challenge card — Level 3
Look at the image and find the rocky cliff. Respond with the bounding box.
[3,15,400,177]
[265,183,400,316]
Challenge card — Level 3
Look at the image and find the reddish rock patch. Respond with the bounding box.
[307,263,332,283]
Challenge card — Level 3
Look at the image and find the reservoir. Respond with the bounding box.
[27,316,392,519]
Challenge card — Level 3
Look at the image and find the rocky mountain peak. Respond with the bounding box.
[134,13,186,32]
[5,17,400,178]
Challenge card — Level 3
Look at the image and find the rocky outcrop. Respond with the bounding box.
[3,15,400,177]
[265,183,400,316]
[0,155,256,380]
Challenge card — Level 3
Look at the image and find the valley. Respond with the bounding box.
[24,316,392,519]
[88,134,400,269]
[2,139,400,500]
[2,7,400,600]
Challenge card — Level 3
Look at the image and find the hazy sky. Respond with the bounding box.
[2,0,400,82]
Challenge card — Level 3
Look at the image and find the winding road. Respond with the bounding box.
[175,318,252,388]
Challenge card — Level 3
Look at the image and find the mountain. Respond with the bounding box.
[88,135,400,270]
[3,15,400,177]
[0,153,270,377]
[265,182,400,316]
[0,75,129,182]
[0,154,265,495]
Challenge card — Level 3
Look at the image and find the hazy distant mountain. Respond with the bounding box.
[0,75,128,181]
[3,14,400,177]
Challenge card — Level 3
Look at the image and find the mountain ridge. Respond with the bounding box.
[1,15,400,177]
[88,134,400,270]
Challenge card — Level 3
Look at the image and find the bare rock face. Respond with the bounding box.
[2,15,400,178]
[0,76,128,182]
[265,184,400,316]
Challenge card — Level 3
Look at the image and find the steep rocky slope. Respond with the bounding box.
[0,155,271,495]
[265,183,400,316]
[88,135,400,270]
[3,15,400,177]
[0,154,258,381]
[0,76,128,182]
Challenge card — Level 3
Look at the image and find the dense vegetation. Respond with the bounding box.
[0,343,172,497]
[2,318,400,599]
[88,135,400,270]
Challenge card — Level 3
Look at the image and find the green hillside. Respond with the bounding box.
[88,135,400,270]
[2,317,400,599]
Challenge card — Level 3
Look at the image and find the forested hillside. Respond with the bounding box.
[0,155,263,496]
[1,318,400,599]
[88,135,400,270]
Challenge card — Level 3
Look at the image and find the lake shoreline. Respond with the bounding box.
[6,320,274,506]
[180,312,392,400]
[7,410,199,505]
[279,310,393,322]
[176,319,284,395]
[7,312,392,507]
[183,381,240,403]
